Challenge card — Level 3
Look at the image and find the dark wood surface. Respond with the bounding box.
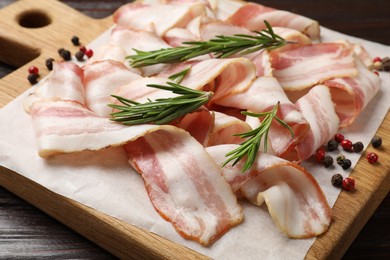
[0,0,389,259]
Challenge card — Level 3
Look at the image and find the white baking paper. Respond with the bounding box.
[0,27,389,259]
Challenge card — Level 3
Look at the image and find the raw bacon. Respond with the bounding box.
[271,43,357,91]
[125,130,243,246]
[295,85,340,161]
[226,2,320,41]
[206,144,332,238]
[83,60,142,117]
[113,2,206,36]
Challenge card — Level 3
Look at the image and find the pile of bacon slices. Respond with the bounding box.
[24,0,380,246]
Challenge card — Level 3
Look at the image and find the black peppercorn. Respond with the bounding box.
[371,136,382,148]
[352,141,364,153]
[27,73,38,84]
[341,159,352,170]
[71,35,80,46]
[58,48,65,55]
[45,58,54,71]
[60,49,71,61]
[331,174,343,187]
[75,50,85,61]
[323,155,333,168]
[327,139,338,151]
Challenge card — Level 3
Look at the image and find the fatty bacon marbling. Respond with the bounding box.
[26,61,243,246]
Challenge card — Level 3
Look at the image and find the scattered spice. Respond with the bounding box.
[27,73,38,84]
[342,177,355,191]
[28,66,39,75]
[85,49,94,58]
[315,147,325,162]
[60,49,72,61]
[45,58,54,71]
[352,141,364,153]
[340,159,352,170]
[336,154,345,165]
[323,155,333,168]
[371,136,382,148]
[327,139,339,151]
[340,139,353,151]
[366,152,378,164]
[79,46,86,53]
[334,133,344,143]
[75,51,85,61]
[378,57,390,71]
[331,174,343,188]
[71,35,80,46]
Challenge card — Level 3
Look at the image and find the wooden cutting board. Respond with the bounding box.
[0,0,388,259]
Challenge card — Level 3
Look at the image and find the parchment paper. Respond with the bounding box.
[0,27,389,259]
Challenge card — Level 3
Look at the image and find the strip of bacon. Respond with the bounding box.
[206,144,332,238]
[295,85,340,161]
[226,2,320,41]
[113,2,206,36]
[324,58,381,127]
[216,76,309,158]
[124,130,243,246]
[24,62,84,113]
[83,60,142,117]
[271,42,357,91]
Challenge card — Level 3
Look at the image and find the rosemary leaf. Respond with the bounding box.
[127,21,289,67]
[222,102,294,172]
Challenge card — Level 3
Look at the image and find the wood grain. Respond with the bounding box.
[0,0,389,259]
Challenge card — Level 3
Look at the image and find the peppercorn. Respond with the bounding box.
[379,57,390,71]
[45,58,54,71]
[315,147,325,162]
[334,133,344,143]
[352,141,364,153]
[28,66,39,75]
[342,177,355,191]
[327,139,338,151]
[60,49,71,61]
[371,136,382,148]
[341,139,353,151]
[27,73,38,84]
[85,49,94,58]
[75,50,85,61]
[331,174,343,188]
[71,35,80,46]
[323,155,333,168]
[79,46,86,53]
[340,159,352,170]
[58,48,65,55]
[336,154,345,165]
[366,152,378,164]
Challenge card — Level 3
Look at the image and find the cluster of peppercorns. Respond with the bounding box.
[28,35,94,85]
[315,133,362,169]
[373,56,390,72]
[331,174,355,191]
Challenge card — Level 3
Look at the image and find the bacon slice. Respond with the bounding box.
[226,2,320,41]
[216,77,309,158]
[83,60,142,117]
[324,58,381,127]
[124,130,243,246]
[295,85,340,161]
[113,2,206,36]
[24,62,84,113]
[271,43,357,91]
[206,144,332,238]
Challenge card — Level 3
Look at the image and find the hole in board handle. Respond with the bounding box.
[17,9,51,28]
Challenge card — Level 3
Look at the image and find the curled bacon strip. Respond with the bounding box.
[206,144,332,238]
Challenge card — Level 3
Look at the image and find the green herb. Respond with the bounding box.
[127,21,289,68]
[168,67,190,83]
[109,82,213,125]
[222,102,294,172]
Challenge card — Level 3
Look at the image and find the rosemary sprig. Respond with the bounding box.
[222,102,294,172]
[168,67,190,83]
[109,82,213,125]
[127,21,289,68]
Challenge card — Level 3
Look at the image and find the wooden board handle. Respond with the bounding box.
[0,0,112,108]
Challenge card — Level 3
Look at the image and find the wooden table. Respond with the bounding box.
[0,0,389,259]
